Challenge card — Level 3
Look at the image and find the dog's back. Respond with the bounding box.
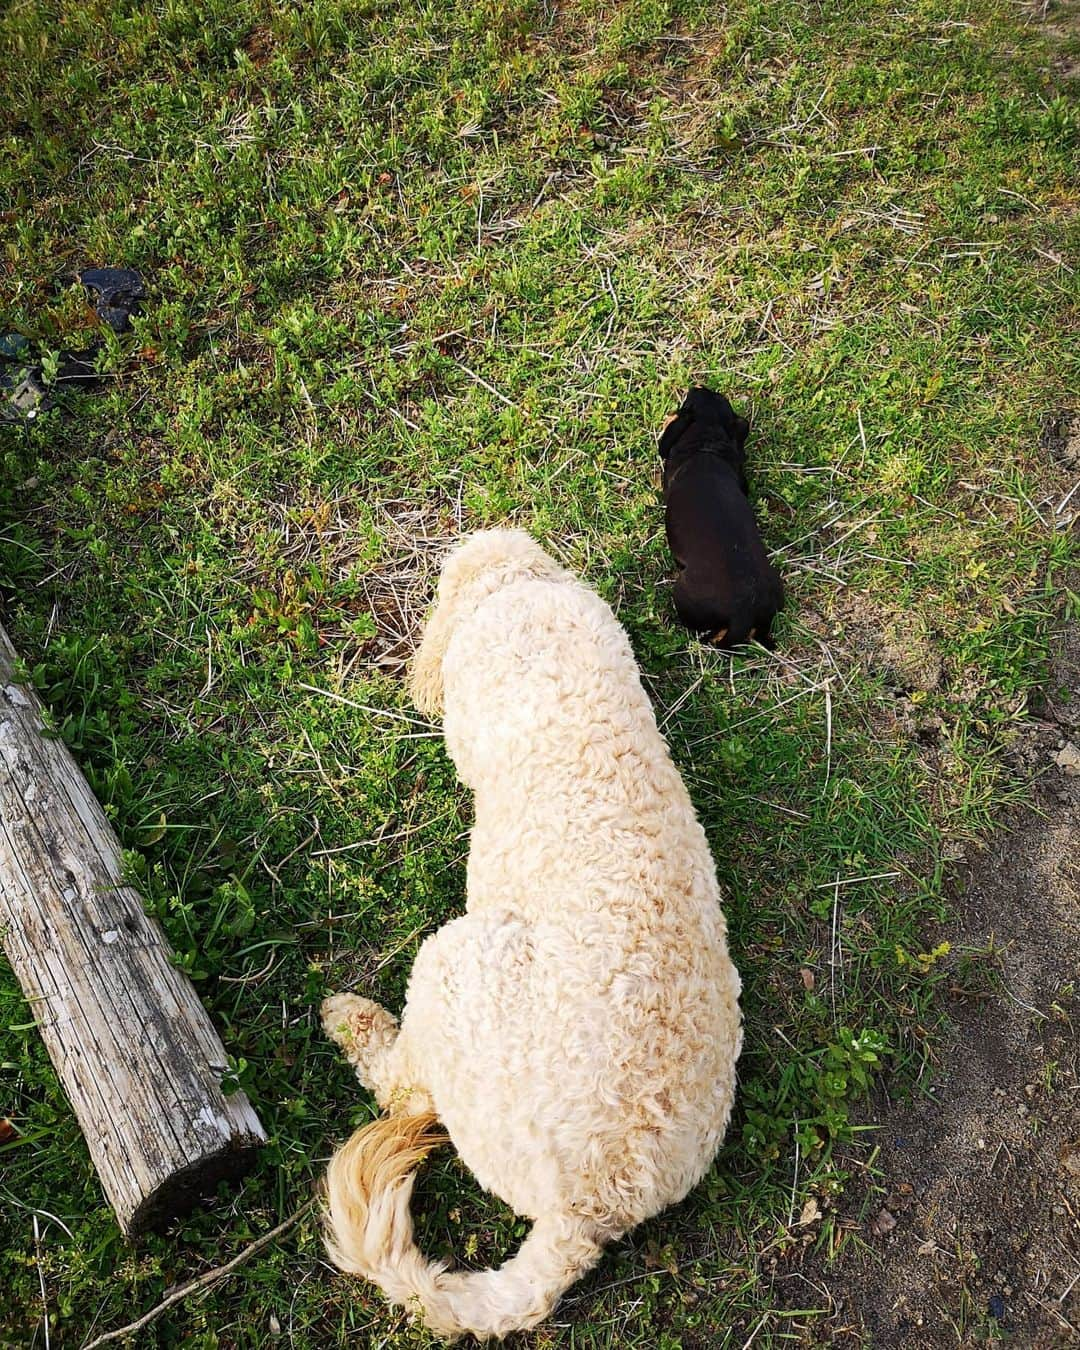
[429,541,741,1213]
[444,569,725,924]
[325,531,742,1340]
[661,388,784,646]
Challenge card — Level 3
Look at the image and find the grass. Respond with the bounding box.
[1,0,1078,1344]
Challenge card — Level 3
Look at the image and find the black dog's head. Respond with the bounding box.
[659,387,750,492]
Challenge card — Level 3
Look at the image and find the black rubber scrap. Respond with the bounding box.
[80,266,146,332]
[0,363,49,422]
[55,349,101,385]
[0,333,102,423]
[0,262,132,421]
[0,332,31,362]
[1,332,44,421]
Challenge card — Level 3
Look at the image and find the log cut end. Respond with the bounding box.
[126,1126,267,1236]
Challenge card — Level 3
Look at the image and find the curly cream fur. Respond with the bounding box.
[323,530,743,1340]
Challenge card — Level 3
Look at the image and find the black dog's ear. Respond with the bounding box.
[658,410,691,460]
[733,415,750,449]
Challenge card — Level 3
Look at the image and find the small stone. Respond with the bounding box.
[1053,742,1080,776]
[1017,1104,1028,1117]
[870,1207,898,1237]
[988,1293,1006,1320]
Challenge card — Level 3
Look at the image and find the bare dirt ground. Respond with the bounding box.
[769,398,1080,1346]
[787,600,1080,1344]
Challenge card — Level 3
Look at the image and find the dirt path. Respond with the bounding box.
[785,621,1080,1347]
[769,399,1080,1348]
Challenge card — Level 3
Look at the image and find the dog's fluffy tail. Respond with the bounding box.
[324,1112,606,1341]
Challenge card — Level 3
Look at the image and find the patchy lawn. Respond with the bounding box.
[1,0,1077,1345]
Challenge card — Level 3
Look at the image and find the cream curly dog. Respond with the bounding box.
[322,530,742,1340]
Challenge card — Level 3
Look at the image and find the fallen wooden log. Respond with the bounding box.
[0,623,266,1234]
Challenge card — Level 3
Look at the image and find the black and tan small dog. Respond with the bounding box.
[659,387,784,648]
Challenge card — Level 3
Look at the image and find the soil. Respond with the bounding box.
[781,621,1080,1348]
[775,411,1080,1348]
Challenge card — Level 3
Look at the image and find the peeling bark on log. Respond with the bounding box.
[0,624,265,1235]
